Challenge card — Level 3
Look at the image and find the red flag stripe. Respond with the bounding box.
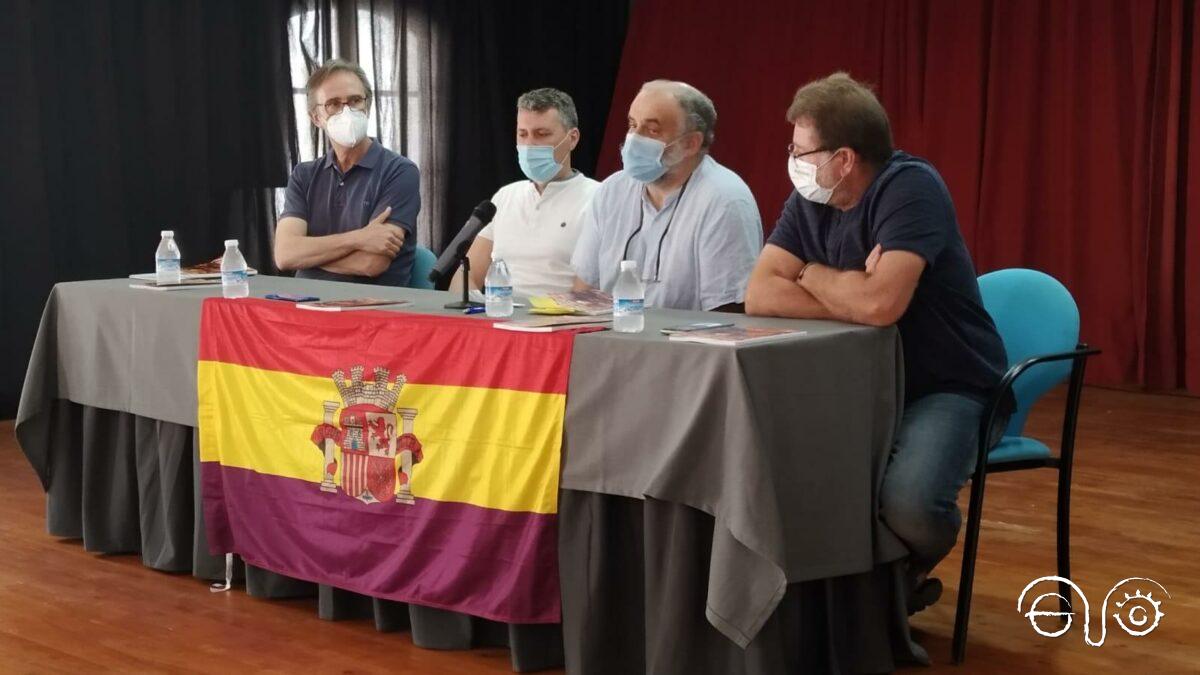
[198,298,573,394]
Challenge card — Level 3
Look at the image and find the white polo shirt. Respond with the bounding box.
[478,172,600,297]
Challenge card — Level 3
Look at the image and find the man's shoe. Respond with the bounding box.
[907,577,943,615]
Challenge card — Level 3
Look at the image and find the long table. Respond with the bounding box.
[15,276,925,673]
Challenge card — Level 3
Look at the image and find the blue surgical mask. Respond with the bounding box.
[620,132,682,183]
[517,135,569,184]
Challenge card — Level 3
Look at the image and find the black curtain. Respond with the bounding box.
[439,1,630,248]
[0,0,297,418]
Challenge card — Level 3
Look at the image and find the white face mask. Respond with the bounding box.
[325,106,369,147]
[788,153,844,204]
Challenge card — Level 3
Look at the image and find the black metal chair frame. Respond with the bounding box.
[952,342,1101,664]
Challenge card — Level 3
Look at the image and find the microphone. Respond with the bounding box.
[428,200,497,285]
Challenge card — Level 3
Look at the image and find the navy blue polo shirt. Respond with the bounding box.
[768,151,1008,406]
[281,139,421,286]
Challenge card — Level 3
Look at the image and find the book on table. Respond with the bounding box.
[296,298,411,312]
[527,289,612,316]
[129,278,222,291]
[130,257,259,281]
[469,289,526,307]
[667,326,806,346]
[492,315,612,333]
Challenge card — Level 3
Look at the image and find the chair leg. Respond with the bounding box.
[1056,465,1072,617]
[1055,349,1086,618]
[953,461,989,665]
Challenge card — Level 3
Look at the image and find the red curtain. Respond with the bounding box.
[597,0,1200,393]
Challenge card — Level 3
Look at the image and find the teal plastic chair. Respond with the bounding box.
[409,245,436,290]
[953,269,1099,663]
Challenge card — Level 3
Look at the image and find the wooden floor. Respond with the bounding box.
[1,386,1198,673]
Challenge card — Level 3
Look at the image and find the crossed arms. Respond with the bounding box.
[274,206,406,278]
[744,243,926,326]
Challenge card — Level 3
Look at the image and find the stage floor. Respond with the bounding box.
[2,385,1198,673]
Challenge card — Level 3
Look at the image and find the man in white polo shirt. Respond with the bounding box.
[453,88,599,297]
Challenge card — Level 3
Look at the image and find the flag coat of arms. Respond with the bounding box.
[197,298,579,623]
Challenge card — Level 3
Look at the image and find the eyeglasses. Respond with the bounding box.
[618,130,696,153]
[315,95,368,116]
[787,143,829,159]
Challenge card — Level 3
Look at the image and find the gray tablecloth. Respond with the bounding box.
[16,276,916,665]
[558,491,922,674]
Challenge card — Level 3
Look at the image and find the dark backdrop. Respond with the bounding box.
[0,0,296,418]
[437,0,630,255]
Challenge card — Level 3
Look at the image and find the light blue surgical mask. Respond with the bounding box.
[516,135,569,184]
[620,132,683,183]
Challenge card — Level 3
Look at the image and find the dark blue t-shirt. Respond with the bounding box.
[768,151,1008,406]
[281,139,421,286]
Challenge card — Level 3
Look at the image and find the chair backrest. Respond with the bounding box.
[977,268,1080,437]
[409,245,436,290]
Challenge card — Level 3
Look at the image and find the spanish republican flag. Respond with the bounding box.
[197,298,577,623]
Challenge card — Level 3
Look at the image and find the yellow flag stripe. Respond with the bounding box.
[197,360,563,514]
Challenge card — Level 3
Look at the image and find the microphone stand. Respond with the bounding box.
[444,247,484,310]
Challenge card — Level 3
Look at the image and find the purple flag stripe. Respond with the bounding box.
[201,462,560,624]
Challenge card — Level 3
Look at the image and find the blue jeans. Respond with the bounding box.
[879,392,991,577]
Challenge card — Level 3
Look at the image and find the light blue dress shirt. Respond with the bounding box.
[570,155,762,310]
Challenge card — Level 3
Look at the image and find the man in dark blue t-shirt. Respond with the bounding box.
[275,59,421,286]
[746,72,1009,614]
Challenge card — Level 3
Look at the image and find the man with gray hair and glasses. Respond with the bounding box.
[571,80,762,311]
[275,59,421,286]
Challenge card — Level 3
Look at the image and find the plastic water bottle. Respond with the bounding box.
[155,230,181,285]
[484,257,514,318]
[220,239,249,299]
[612,260,645,333]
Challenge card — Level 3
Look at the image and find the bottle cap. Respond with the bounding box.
[620,260,638,272]
[224,239,238,247]
[161,230,174,237]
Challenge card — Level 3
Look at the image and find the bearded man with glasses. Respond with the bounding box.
[570,80,761,312]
